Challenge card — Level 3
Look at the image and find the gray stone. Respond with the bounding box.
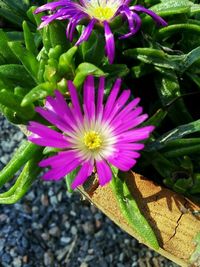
[70,226,77,235]
[82,222,95,235]
[80,263,88,267]
[50,196,58,205]
[60,237,71,245]
[49,226,60,237]
[44,251,54,266]
[13,257,22,267]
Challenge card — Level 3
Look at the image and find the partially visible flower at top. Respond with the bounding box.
[27,76,154,189]
[35,0,167,64]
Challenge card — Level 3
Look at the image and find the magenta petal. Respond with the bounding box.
[118,150,141,159]
[105,89,130,123]
[131,5,168,26]
[67,13,85,41]
[96,160,112,186]
[119,11,142,39]
[43,158,81,181]
[111,107,143,129]
[71,162,93,189]
[27,122,69,148]
[35,107,71,133]
[103,78,121,121]
[67,80,83,121]
[117,126,155,143]
[114,114,148,134]
[108,156,136,171]
[28,136,69,148]
[96,76,105,117]
[103,21,115,64]
[75,18,97,46]
[83,75,95,119]
[39,151,79,167]
[116,143,145,151]
[34,1,70,14]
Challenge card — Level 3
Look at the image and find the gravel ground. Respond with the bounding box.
[0,114,179,267]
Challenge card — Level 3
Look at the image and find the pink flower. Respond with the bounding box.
[28,76,154,189]
[35,1,167,64]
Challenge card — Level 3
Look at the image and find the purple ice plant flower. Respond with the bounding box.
[35,0,167,63]
[27,76,154,189]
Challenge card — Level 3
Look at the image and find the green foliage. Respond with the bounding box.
[110,167,159,250]
[0,0,200,209]
[190,233,200,265]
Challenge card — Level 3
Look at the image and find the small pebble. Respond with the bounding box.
[70,226,77,235]
[49,226,61,237]
[41,195,49,206]
[12,257,22,267]
[44,251,54,266]
[60,237,71,245]
[82,222,95,235]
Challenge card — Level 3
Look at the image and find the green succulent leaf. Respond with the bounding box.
[0,141,41,188]
[147,119,200,151]
[155,71,192,124]
[0,155,42,204]
[23,20,38,55]
[0,64,35,88]
[21,82,56,107]
[110,167,159,250]
[8,41,39,82]
[73,63,105,89]
[0,89,35,120]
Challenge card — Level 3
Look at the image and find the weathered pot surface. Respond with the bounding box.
[79,172,200,267]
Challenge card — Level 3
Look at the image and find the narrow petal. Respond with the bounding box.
[96,76,105,117]
[28,135,69,149]
[104,89,130,123]
[45,92,77,128]
[66,13,86,41]
[34,1,70,14]
[27,121,69,148]
[71,162,94,189]
[38,13,64,29]
[119,10,142,39]
[131,5,168,26]
[108,156,136,171]
[28,121,66,140]
[103,78,121,121]
[39,151,79,167]
[117,126,155,143]
[96,160,112,186]
[111,106,143,129]
[114,114,148,134]
[35,107,71,133]
[116,143,145,150]
[103,21,115,64]
[67,80,83,121]
[83,75,95,119]
[76,18,97,46]
[43,159,81,180]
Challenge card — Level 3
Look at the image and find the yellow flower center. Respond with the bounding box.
[84,131,102,150]
[92,6,115,21]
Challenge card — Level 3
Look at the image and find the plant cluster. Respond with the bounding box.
[0,0,200,248]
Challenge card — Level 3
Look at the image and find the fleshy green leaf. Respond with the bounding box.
[0,141,41,188]
[146,119,200,151]
[0,156,42,204]
[73,63,105,89]
[21,82,56,106]
[110,167,159,250]
[8,41,39,82]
